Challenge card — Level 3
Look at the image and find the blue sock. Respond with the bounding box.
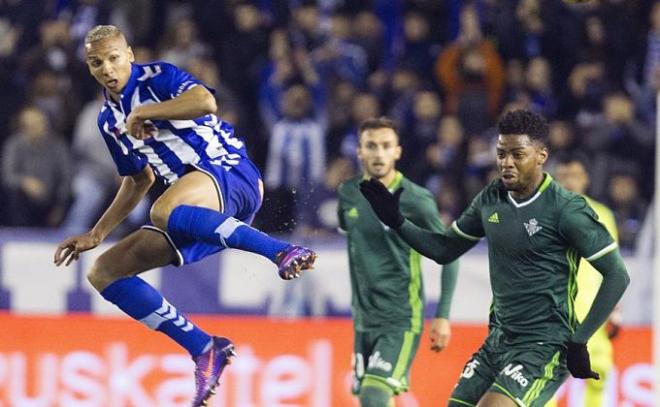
[167,205,290,262]
[101,277,211,357]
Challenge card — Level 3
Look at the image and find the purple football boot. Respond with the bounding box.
[191,336,235,406]
[275,245,317,280]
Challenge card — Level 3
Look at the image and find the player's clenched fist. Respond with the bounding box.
[126,107,157,140]
[54,232,102,266]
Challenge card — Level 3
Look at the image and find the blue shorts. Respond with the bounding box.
[144,157,262,266]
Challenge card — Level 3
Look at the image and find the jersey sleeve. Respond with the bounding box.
[452,190,485,241]
[148,62,212,100]
[336,183,349,233]
[98,117,148,176]
[559,197,617,261]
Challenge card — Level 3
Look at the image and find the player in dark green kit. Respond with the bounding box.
[338,117,459,407]
[360,110,630,407]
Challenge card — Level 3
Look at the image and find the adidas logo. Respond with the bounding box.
[524,218,542,237]
[348,207,359,218]
[488,212,500,223]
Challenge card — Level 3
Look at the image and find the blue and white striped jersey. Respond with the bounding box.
[97,62,247,184]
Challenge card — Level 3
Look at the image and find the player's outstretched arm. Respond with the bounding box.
[359,179,476,264]
[126,86,216,139]
[398,221,475,264]
[54,166,155,266]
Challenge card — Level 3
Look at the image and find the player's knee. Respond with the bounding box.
[87,253,123,292]
[359,385,392,407]
[150,200,175,231]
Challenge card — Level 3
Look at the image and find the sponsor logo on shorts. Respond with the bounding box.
[461,359,480,379]
[502,363,530,388]
[367,351,392,372]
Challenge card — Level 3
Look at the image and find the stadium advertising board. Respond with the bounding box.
[0,315,651,407]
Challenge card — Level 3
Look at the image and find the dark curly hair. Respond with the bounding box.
[497,110,549,146]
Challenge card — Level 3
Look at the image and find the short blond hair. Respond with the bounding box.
[84,25,124,45]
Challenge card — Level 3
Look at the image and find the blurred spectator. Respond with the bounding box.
[159,17,209,66]
[290,4,324,50]
[0,17,22,139]
[504,59,526,104]
[415,115,467,196]
[435,182,464,226]
[310,156,356,235]
[132,46,154,63]
[499,0,562,63]
[607,174,647,250]
[2,106,72,227]
[0,1,654,245]
[545,120,579,173]
[561,60,611,127]
[20,19,76,78]
[185,56,243,132]
[626,2,660,128]
[220,2,269,150]
[60,95,117,233]
[28,69,79,139]
[260,41,325,130]
[311,16,368,87]
[396,11,439,80]
[434,4,505,134]
[463,134,496,201]
[399,89,443,170]
[327,79,357,157]
[387,67,422,126]
[259,29,296,131]
[265,84,326,236]
[525,56,557,118]
[339,92,381,169]
[352,11,383,73]
[584,92,654,200]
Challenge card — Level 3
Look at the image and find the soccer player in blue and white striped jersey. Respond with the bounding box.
[53,25,316,407]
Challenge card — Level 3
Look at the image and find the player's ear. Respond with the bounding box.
[394,144,402,160]
[537,146,548,166]
[127,46,135,63]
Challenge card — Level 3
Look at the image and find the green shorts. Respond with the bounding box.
[450,329,569,407]
[351,329,421,395]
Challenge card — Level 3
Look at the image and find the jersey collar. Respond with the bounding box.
[507,172,553,208]
[387,171,403,192]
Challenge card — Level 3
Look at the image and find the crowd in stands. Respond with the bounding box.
[0,0,657,250]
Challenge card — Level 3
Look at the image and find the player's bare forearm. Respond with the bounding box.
[398,220,475,264]
[133,86,216,121]
[91,166,155,241]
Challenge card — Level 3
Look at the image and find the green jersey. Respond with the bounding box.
[451,174,616,344]
[338,172,458,333]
